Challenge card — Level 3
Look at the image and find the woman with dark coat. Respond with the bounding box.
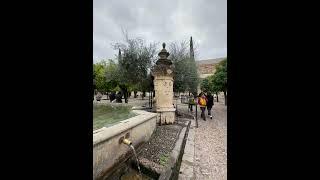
[206,92,214,119]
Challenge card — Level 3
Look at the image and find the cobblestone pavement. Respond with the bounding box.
[177,96,227,180]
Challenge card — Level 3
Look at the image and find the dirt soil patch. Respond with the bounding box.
[138,118,189,166]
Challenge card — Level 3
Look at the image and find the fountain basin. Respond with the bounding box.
[93,110,157,180]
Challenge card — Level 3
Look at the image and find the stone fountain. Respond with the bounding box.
[152,43,176,125]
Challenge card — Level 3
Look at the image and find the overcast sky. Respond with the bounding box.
[93,0,227,63]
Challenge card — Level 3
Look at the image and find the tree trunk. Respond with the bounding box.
[134,91,137,98]
[125,88,128,103]
[151,91,153,108]
[153,90,155,97]
[142,91,146,100]
[148,91,151,107]
[216,92,219,102]
[224,90,227,106]
[120,87,128,103]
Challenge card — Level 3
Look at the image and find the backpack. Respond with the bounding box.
[199,97,206,106]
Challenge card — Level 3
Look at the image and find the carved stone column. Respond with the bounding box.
[152,43,175,124]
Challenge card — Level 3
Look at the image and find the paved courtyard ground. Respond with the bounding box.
[178,95,227,180]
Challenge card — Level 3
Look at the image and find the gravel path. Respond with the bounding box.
[193,100,227,180]
[177,96,227,180]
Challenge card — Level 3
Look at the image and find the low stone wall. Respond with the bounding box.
[93,110,157,180]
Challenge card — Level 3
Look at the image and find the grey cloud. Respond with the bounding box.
[93,0,227,62]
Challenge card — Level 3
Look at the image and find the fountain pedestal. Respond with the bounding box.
[152,43,176,125]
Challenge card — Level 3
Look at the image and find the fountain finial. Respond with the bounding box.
[155,42,171,65]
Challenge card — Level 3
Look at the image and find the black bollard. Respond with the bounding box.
[195,104,198,128]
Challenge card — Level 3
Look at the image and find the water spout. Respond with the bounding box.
[122,138,132,146]
[120,138,142,176]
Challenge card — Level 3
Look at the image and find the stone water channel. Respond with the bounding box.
[102,113,192,180]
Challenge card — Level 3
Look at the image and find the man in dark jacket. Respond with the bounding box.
[206,92,214,119]
[109,92,116,102]
[115,92,122,103]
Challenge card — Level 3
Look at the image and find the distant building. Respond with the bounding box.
[196,57,226,79]
[196,57,226,93]
[187,36,226,94]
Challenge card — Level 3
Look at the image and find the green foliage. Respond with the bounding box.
[105,59,120,91]
[211,58,227,92]
[112,33,157,91]
[200,78,210,92]
[112,86,121,92]
[94,33,202,98]
[93,60,107,92]
[169,41,199,94]
[159,153,169,165]
[93,59,120,93]
[201,58,227,94]
[185,58,199,95]
[139,74,154,92]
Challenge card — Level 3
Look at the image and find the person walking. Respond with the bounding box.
[188,94,195,112]
[198,92,208,121]
[109,91,116,102]
[206,92,214,119]
[115,92,123,103]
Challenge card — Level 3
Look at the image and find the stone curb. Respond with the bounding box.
[178,118,196,180]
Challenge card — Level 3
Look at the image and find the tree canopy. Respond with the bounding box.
[200,58,227,105]
[93,33,202,101]
[211,58,227,93]
[169,41,199,95]
[112,32,157,94]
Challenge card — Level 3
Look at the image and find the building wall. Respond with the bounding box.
[197,63,217,75]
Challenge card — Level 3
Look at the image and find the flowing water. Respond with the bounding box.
[130,145,142,175]
[120,145,154,180]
